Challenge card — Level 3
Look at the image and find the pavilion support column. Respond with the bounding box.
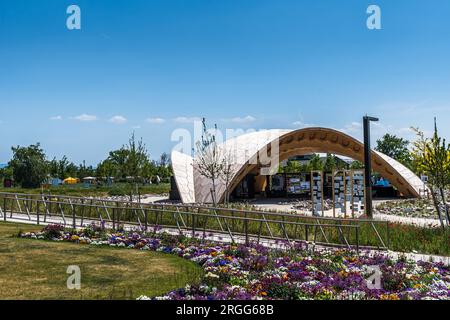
[363,116,378,219]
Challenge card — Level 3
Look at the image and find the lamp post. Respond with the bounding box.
[363,115,379,218]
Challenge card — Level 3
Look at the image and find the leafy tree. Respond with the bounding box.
[159,152,170,167]
[0,166,13,181]
[9,143,48,188]
[323,153,336,172]
[279,160,303,173]
[96,159,118,179]
[307,154,324,171]
[350,160,364,170]
[411,120,450,228]
[375,133,412,168]
[77,160,95,178]
[221,151,235,205]
[108,148,131,179]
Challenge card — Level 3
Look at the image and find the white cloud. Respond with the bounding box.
[50,115,62,121]
[173,116,201,123]
[73,114,97,122]
[292,120,316,128]
[146,117,165,124]
[340,121,362,134]
[229,115,256,123]
[109,115,127,124]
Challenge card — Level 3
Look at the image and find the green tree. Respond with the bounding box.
[96,159,118,179]
[307,154,324,171]
[9,143,48,188]
[279,160,302,173]
[411,120,450,228]
[107,148,130,179]
[350,160,364,170]
[0,166,13,182]
[375,133,412,168]
[323,153,336,172]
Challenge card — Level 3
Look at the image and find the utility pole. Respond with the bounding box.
[363,115,379,218]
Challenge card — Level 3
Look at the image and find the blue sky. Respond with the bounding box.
[1,0,450,165]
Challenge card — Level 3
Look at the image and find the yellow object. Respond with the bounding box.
[63,177,78,184]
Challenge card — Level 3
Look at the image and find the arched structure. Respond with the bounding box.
[172,127,424,203]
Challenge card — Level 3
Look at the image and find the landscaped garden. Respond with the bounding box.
[0,222,202,299]
[14,222,450,300]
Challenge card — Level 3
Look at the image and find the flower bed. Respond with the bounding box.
[20,223,450,300]
[375,199,440,219]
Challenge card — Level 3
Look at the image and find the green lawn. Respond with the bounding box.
[0,182,170,198]
[0,222,203,299]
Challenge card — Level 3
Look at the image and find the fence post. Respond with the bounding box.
[356,227,360,255]
[36,199,40,226]
[144,209,148,232]
[244,212,249,245]
[3,197,6,222]
[192,214,196,237]
[112,207,116,231]
[72,205,76,230]
[386,221,390,249]
[305,224,308,242]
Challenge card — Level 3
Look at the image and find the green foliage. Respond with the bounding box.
[411,122,450,189]
[9,143,48,188]
[0,166,13,181]
[375,133,412,168]
[108,184,133,196]
[323,153,336,172]
[350,160,364,169]
[279,160,305,173]
[307,154,323,171]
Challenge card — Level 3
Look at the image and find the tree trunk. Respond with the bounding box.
[430,186,446,230]
[439,187,450,227]
[224,181,229,206]
[211,178,217,206]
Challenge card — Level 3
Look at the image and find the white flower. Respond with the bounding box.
[205,272,219,279]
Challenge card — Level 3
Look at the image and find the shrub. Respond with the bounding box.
[42,224,65,240]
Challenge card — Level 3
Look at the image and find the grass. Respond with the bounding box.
[0,222,203,299]
[0,182,170,198]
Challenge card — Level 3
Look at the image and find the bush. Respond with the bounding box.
[42,224,65,240]
[108,185,131,196]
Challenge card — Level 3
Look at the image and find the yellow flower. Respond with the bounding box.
[71,235,80,241]
[380,293,399,300]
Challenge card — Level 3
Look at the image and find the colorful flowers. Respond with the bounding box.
[19,224,450,300]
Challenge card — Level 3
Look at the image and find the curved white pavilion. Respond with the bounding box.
[172,127,424,204]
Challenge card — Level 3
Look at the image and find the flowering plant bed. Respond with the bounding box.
[375,198,441,219]
[20,223,450,300]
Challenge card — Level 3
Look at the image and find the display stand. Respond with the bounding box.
[350,169,365,217]
[310,170,324,216]
[332,170,346,218]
